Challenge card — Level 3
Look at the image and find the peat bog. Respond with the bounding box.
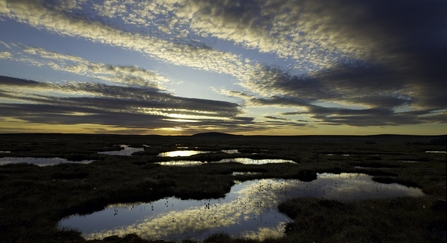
[0,134,446,243]
[59,173,424,241]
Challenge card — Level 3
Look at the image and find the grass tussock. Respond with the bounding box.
[278,197,445,243]
[0,134,445,243]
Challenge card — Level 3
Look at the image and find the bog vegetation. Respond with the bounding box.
[0,134,445,243]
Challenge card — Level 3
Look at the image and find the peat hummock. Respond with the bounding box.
[59,173,424,242]
[0,133,445,243]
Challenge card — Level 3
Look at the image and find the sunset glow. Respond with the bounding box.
[0,0,446,135]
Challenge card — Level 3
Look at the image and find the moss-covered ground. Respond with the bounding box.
[0,134,445,243]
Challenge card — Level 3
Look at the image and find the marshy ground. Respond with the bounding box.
[0,134,445,243]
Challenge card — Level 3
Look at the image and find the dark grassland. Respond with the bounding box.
[0,134,445,243]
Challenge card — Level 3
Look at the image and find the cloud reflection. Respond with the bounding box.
[98,145,145,156]
[217,158,296,165]
[155,161,205,167]
[157,150,210,157]
[59,173,424,241]
[0,157,93,166]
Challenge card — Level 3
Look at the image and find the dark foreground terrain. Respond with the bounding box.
[0,133,445,243]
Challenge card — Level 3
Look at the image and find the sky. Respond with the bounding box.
[0,0,446,135]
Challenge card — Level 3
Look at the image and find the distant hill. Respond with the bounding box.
[191,132,241,137]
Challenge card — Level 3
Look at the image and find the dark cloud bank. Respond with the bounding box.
[0,76,258,132]
[223,0,446,127]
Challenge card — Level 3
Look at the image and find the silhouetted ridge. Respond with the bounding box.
[192,132,240,137]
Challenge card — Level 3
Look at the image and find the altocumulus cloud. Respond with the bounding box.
[14,44,169,88]
[0,0,446,130]
[226,0,447,127]
[0,0,250,78]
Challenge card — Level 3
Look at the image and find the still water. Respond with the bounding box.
[425,151,447,154]
[157,150,210,157]
[155,158,296,166]
[59,173,424,241]
[98,145,145,156]
[155,161,205,166]
[232,172,263,176]
[216,158,296,165]
[157,149,240,157]
[0,157,94,166]
[221,149,240,154]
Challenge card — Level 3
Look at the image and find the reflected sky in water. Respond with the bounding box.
[98,145,145,156]
[222,149,240,154]
[157,150,210,157]
[217,158,296,165]
[158,149,240,157]
[232,172,262,176]
[155,161,205,166]
[58,173,424,241]
[0,157,93,166]
[155,158,295,166]
[426,151,446,154]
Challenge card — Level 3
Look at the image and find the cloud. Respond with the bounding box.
[0,0,7,13]
[263,116,288,121]
[0,41,10,48]
[0,75,50,87]
[1,0,250,79]
[12,45,168,88]
[196,0,446,127]
[280,105,447,127]
[1,81,239,118]
[259,120,307,128]
[1,0,445,130]
[241,61,414,107]
[420,111,447,124]
[238,58,445,126]
[0,51,11,59]
[168,0,344,73]
[241,65,325,101]
[43,0,84,12]
[0,75,258,131]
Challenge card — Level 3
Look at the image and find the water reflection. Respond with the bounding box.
[0,151,11,153]
[216,158,296,165]
[58,173,423,241]
[155,158,295,166]
[325,153,380,157]
[232,172,262,176]
[98,145,145,156]
[325,153,350,157]
[222,149,240,154]
[158,149,240,157]
[0,157,94,166]
[155,161,205,166]
[157,150,210,157]
[426,151,447,154]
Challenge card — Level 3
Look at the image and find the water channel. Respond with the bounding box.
[59,173,424,241]
[98,145,146,156]
[156,158,296,166]
[0,157,94,166]
[157,149,241,157]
